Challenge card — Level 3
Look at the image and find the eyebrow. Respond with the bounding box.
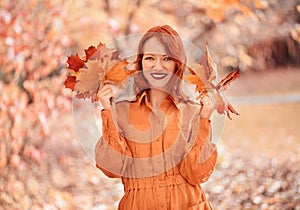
[143,53,168,56]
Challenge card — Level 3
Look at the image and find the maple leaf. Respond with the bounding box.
[64,75,76,91]
[67,54,85,72]
[86,42,105,60]
[111,51,120,60]
[186,64,210,99]
[215,92,239,120]
[186,42,240,119]
[75,60,103,100]
[84,46,97,61]
[216,70,240,91]
[204,42,216,79]
[215,70,240,119]
[64,42,137,102]
[185,74,206,94]
[215,92,226,115]
[104,59,137,86]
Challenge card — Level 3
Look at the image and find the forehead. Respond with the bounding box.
[143,37,167,55]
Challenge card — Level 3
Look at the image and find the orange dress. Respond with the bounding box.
[95,91,218,210]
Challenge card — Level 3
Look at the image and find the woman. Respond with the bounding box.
[95,25,218,210]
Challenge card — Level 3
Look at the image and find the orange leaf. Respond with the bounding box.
[104,59,137,85]
[186,63,215,94]
[188,64,208,86]
[185,75,205,90]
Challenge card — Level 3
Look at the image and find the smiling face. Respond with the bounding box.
[141,37,176,88]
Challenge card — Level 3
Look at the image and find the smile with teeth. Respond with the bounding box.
[150,72,168,80]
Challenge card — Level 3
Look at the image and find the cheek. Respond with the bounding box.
[141,69,150,80]
[141,60,150,70]
[167,63,176,73]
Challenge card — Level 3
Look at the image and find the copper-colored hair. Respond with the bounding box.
[134,25,188,101]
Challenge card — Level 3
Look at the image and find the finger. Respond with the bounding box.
[98,81,114,93]
[99,84,112,92]
[98,85,113,96]
[100,85,113,93]
[104,80,115,85]
[98,89,113,99]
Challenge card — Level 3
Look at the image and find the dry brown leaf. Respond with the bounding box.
[64,43,136,102]
[74,60,103,100]
[186,42,240,119]
[217,70,240,91]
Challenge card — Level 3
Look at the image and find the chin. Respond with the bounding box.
[148,79,170,89]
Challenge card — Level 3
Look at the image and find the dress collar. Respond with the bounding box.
[137,90,181,110]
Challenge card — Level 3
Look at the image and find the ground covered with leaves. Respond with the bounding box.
[205,152,300,210]
[1,132,299,210]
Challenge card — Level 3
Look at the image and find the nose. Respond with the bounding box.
[154,58,163,70]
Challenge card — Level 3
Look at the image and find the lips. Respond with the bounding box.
[150,72,168,80]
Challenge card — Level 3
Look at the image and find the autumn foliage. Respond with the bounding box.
[64,43,137,102]
[0,1,73,172]
[186,43,240,119]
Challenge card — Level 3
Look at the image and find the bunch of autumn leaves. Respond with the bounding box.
[64,43,239,119]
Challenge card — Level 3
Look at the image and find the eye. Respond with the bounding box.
[143,56,154,60]
[163,56,172,61]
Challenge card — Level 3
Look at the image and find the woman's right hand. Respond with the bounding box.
[97,83,114,110]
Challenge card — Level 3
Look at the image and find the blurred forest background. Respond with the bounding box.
[0,0,299,209]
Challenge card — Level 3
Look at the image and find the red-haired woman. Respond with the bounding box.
[95,25,218,210]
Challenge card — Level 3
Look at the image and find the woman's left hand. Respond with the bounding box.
[200,95,214,119]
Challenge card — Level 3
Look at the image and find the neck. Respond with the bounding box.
[148,89,167,108]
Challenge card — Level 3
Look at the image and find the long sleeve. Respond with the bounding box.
[94,109,133,178]
[179,118,218,185]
